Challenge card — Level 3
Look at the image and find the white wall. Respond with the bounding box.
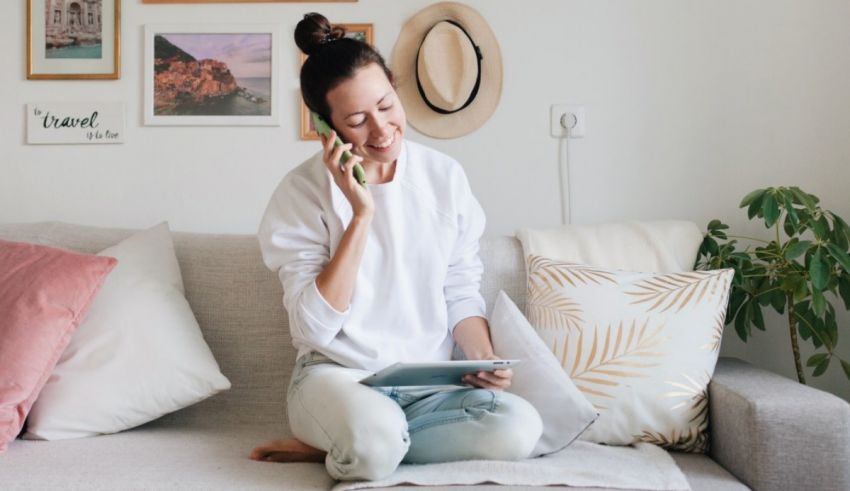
[3,0,849,400]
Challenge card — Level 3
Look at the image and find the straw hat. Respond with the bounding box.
[391,2,503,139]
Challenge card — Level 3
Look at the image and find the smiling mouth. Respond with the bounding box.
[367,132,396,151]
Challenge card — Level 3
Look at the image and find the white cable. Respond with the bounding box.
[558,126,572,225]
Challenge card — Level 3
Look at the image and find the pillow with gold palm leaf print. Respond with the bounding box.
[524,255,734,453]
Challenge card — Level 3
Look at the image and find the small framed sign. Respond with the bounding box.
[27,102,125,144]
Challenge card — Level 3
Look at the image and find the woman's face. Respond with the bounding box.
[327,63,406,165]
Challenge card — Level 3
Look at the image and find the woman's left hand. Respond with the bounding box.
[462,354,512,390]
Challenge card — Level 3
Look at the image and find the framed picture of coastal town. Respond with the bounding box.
[27,0,121,79]
[143,24,280,126]
[299,23,373,140]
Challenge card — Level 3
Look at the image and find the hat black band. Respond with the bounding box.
[415,20,483,115]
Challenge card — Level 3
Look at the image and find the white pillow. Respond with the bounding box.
[489,290,598,457]
[525,256,733,452]
[23,223,231,440]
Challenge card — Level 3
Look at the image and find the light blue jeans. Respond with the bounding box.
[287,351,543,481]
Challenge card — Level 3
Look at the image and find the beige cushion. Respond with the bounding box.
[23,223,231,440]
[516,220,703,274]
[525,256,734,452]
[0,221,750,490]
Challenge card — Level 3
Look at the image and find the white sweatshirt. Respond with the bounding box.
[257,140,487,372]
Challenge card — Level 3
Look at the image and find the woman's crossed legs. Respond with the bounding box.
[252,356,542,481]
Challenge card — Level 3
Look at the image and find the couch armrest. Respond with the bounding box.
[709,357,850,491]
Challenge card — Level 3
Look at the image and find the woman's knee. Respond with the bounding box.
[326,395,411,481]
[329,423,410,481]
[470,391,543,461]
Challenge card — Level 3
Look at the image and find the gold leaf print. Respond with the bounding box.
[701,312,724,352]
[527,255,617,292]
[635,427,708,453]
[662,372,710,429]
[625,270,730,314]
[553,318,669,405]
[527,286,583,331]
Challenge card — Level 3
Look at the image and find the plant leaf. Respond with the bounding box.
[825,309,838,349]
[826,243,850,274]
[783,194,800,231]
[708,219,730,231]
[809,248,829,291]
[748,193,766,219]
[734,299,750,341]
[813,216,830,240]
[790,187,816,210]
[812,355,831,377]
[812,288,826,317]
[830,213,850,250]
[762,193,780,228]
[839,275,850,310]
[739,189,766,208]
[797,315,813,341]
[770,289,786,313]
[832,213,850,243]
[752,302,765,330]
[793,277,810,303]
[807,353,828,367]
[841,360,850,381]
[785,240,812,261]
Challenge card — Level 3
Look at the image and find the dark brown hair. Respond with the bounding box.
[295,13,394,123]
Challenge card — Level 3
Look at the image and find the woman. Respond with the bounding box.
[251,13,542,481]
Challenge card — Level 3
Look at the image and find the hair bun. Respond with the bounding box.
[295,13,348,56]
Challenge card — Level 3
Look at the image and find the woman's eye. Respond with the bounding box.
[350,119,366,128]
[379,105,393,111]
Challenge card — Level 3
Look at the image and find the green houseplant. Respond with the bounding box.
[695,186,850,385]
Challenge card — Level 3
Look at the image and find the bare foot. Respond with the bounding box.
[250,438,327,463]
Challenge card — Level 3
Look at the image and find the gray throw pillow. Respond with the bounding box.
[489,290,598,457]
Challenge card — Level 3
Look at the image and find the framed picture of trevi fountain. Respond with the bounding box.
[28,0,120,79]
[144,24,280,126]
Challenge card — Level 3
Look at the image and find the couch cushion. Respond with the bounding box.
[23,223,231,441]
[0,420,745,490]
[0,239,116,451]
[0,222,528,432]
[0,222,293,429]
[0,222,746,490]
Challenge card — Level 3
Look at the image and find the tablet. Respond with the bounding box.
[359,360,520,387]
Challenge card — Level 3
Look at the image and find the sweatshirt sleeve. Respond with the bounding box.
[444,165,488,333]
[257,175,349,348]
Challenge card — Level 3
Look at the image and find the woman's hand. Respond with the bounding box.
[322,130,374,218]
[462,353,513,391]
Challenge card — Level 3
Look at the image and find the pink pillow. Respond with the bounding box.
[0,240,116,452]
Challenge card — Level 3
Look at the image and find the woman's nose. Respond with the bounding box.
[369,114,390,137]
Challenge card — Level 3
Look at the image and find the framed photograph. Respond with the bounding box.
[300,23,373,140]
[143,1,354,3]
[144,24,280,126]
[27,0,121,80]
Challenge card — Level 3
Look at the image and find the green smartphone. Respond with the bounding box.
[310,112,367,186]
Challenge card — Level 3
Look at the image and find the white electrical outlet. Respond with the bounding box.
[550,104,586,138]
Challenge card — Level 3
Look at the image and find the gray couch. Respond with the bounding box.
[2,222,849,491]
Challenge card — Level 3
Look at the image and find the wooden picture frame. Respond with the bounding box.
[142,1,355,3]
[144,23,280,126]
[299,23,373,140]
[27,0,121,80]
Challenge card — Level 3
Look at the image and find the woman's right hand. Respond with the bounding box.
[322,130,374,218]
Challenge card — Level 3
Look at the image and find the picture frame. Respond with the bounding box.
[144,24,280,126]
[299,23,373,140]
[143,1,354,3]
[27,0,121,80]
